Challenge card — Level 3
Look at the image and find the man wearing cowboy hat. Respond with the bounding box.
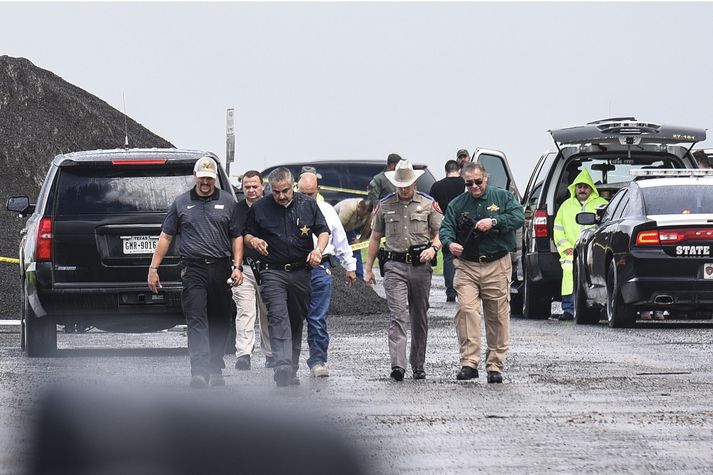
[364,159,443,381]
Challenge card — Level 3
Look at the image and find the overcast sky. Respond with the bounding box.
[3,1,713,188]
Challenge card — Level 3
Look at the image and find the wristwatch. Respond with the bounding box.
[431,245,439,253]
[491,218,498,227]
[231,264,244,272]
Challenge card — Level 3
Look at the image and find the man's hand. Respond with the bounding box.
[251,237,269,256]
[307,249,322,267]
[449,243,464,258]
[230,268,244,286]
[419,246,437,263]
[565,247,574,256]
[147,268,161,294]
[364,268,376,287]
[345,270,357,286]
[475,218,494,233]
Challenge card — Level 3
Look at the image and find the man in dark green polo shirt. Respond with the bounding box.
[439,162,524,384]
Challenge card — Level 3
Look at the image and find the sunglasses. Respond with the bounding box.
[465,179,484,187]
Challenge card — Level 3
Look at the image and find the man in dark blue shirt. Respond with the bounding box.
[244,167,330,387]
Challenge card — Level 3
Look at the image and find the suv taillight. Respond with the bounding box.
[533,209,548,238]
[36,217,53,261]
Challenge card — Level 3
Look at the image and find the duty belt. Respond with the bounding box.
[182,256,229,265]
[258,261,311,272]
[380,250,415,264]
[461,250,509,264]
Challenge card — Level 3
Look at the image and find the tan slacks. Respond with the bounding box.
[453,255,511,373]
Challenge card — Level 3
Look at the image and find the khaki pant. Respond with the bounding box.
[453,255,511,373]
[232,266,271,358]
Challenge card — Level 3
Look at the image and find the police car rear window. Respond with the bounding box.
[55,166,198,214]
[643,186,713,215]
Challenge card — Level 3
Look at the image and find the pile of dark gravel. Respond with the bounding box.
[0,56,173,319]
[329,265,388,316]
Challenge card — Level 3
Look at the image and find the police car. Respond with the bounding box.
[573,169,713,327]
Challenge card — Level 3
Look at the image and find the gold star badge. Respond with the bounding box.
[487,203,500,212]
[300,225,311,236]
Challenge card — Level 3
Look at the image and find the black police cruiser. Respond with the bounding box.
[574,169,713,327]
[6,148,235,356]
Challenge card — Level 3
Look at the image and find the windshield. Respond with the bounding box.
[55,165,198,214]
[643,185,713,215]
[580,157,678,185]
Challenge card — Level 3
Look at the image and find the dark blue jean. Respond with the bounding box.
[443,250,456,299]
[306,261,334,368]
[346,230,364,279]
[562,294,574,314]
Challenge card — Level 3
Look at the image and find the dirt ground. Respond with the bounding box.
[0,275,712,474]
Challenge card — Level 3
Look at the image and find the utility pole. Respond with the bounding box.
[226,108,235,176]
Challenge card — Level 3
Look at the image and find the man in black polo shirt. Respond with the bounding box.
[429,159,466,302]
[148,155,244,389]
[244,167,329,387]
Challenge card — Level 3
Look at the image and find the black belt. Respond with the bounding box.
[320,254,334,265]
[182,256,229,265]
[258,261,311,272]
[461,250,509,264]
[380,250,418,265]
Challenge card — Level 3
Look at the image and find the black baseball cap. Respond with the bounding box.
[457,149,469,158]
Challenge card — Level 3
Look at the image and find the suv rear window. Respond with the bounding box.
[55,166,196,214]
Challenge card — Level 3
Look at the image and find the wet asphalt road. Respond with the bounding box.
[1,276,712,474]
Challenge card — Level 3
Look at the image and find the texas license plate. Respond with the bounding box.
[704,263,713,280]
[122,235,158,255]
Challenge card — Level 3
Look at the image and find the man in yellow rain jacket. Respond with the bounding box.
[553,169,608,320]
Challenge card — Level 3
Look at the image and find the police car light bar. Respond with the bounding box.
[630,169,713,177]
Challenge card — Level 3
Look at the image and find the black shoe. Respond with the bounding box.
[487,371,503,384]
[413,368,426,380]
[235,355,251,371]
[390,367,405,382]
[446,295,456,302]
[558,312,574,321]
[274,365,292,387]
[265,356,276,368]
[456,366,479,381]
[209,374,225,387]
[189,375,208,389]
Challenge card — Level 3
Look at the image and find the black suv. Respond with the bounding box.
[514,118,706,319]
[6,148,234,356]
[260,160,436,205]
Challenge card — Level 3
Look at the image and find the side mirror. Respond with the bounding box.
[6,196,33,216]
[576,212,596,225]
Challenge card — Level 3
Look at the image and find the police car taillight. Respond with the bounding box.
[636,228,713,246]
[36,217,53,261]
[533,209,548,238]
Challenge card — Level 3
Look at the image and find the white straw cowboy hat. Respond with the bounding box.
[385,160,424,187]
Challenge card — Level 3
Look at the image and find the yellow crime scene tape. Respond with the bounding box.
[1,256,20,264]
[349,237,384,251]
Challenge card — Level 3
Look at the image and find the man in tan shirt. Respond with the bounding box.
[364,160,443,381]
[334,197,373,279]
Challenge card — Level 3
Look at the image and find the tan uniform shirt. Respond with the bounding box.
[372,192,442,253]
[334,198,368,232]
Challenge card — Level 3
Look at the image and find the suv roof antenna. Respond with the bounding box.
[122,92,129,149]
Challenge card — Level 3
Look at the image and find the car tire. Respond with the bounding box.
[574,258,599,325]
[522,263,551,319]
[20,285,26,351]
[24,286,57,357]
[606,258,636,328]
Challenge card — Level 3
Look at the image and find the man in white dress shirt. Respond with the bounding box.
[297,173,357,377]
